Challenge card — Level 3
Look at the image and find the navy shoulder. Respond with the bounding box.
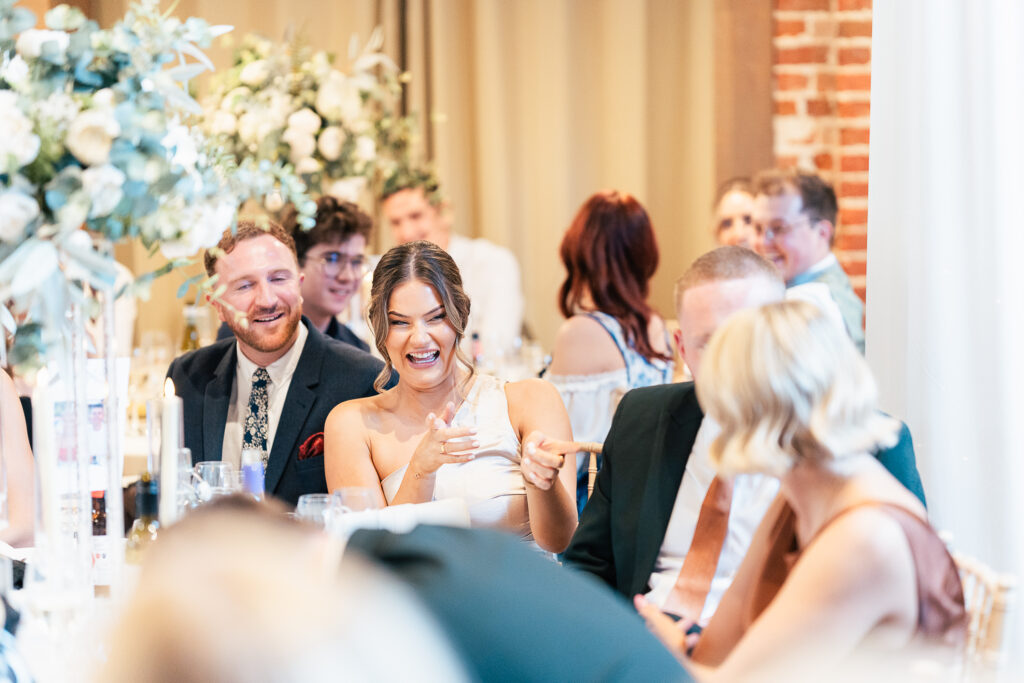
[167,338,235,378]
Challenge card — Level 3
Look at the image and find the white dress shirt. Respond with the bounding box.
[221,322,308,468]
[645,417,780,626]
[446,233,524,357]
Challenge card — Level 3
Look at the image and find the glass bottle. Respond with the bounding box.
[91,491,105,536]
[125,473,160,565]
[180,305,201,353]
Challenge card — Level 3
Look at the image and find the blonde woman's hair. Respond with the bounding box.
[696,300,899,477]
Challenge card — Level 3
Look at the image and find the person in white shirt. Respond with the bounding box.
[749,168,865,353]
[380,176,524,359]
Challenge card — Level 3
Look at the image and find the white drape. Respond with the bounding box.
[868,0,1023,658]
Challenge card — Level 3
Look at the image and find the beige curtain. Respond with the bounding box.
[98,0,719,350]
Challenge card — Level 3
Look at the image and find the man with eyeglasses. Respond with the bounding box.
[218,197,372,352]
[750,169,865,353]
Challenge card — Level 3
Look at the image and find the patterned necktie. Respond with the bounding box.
[243,367,271,458]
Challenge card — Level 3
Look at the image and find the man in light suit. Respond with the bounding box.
[750,168,866,353]
[167,220,392,506]
[563,246,924,624]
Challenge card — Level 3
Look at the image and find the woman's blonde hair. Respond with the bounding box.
[696,300,899,477]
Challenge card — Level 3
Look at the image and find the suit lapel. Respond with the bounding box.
[264,325,323,494]
[632,386,704,593]
[202,345,236,464]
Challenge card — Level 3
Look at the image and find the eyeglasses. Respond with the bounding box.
[310,252,368,278]
[752,215,814,243]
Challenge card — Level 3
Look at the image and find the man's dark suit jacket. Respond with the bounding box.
[168,318,390,506]
[348,525,691,682]
[562,382,926,600]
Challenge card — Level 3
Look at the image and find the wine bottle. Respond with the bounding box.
[126,473,160,565]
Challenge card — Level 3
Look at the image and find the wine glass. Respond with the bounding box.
[192,461,236,503]
[295,494,331,527]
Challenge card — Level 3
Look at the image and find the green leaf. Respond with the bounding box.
[176,272,203,298]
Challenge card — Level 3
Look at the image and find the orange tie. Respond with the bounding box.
[663,475,734,621]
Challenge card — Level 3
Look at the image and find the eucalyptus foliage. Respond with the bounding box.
[0,0,315,372]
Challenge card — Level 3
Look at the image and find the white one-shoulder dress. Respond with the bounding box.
[380,374,533,542]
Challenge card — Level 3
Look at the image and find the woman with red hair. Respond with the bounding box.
[545,191,674,513]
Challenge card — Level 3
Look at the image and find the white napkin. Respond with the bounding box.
[326,498,471,539]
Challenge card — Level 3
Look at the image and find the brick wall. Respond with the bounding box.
[773,0,871,300]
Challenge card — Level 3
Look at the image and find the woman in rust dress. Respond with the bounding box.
[637,301,966,681]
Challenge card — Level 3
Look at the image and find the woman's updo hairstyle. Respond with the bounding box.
[696,300,899,477]
[367,240,473,392]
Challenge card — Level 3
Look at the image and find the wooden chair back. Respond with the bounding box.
[954,552,1016,670]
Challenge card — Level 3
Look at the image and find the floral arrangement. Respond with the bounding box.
[0,0,314,371]
[201,29,419,203]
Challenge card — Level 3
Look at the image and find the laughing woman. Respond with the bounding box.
[324,241,578,552]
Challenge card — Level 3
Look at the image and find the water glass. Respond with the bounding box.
[295,494,331,527]
[193,461,236,502]
[330,487,380,513]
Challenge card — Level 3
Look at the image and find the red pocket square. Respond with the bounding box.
[298,432,325,460]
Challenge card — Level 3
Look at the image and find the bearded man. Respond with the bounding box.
[167,220,391,505]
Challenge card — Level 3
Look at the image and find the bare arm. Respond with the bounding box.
[702,509,918,682]
[506,378,578,552]
[324,401,388,509]
[0,372,34,547]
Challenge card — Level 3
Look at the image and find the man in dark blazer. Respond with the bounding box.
[347,525,692,681]
[167,220,392,506]
[563,247,925,613]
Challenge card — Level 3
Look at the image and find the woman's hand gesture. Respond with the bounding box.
[409,402,479,477]
[521,431,578,491]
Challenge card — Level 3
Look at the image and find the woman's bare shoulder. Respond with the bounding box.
[326,392,393,431]
[548,314,623,375]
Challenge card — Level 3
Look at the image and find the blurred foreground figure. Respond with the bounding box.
[347,524,691,682]
[101,498,469,683]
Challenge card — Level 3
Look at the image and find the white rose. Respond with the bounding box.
[239,59,270,87]
[287,108,321,136]
[0,55,29,90]
[66,108,121,165]
[15,29,70,60]
[264,191,284,212]
[237,111,261,146]
[317,126,345,161]
[159,198,237,259]
[0,190,39,242]
[163,123,198,170]
[210,110,237,136]
[222,86,252,114]
[281,127,316,164]
[294,157,320,175]
[81,164,126,218]
[32,92,80,128]
[354,136,376,164]
[325,177,366,203]
[92,88,116,109]
[315,71,362,123]
[0,102,39,169]
[267,92,292,128]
